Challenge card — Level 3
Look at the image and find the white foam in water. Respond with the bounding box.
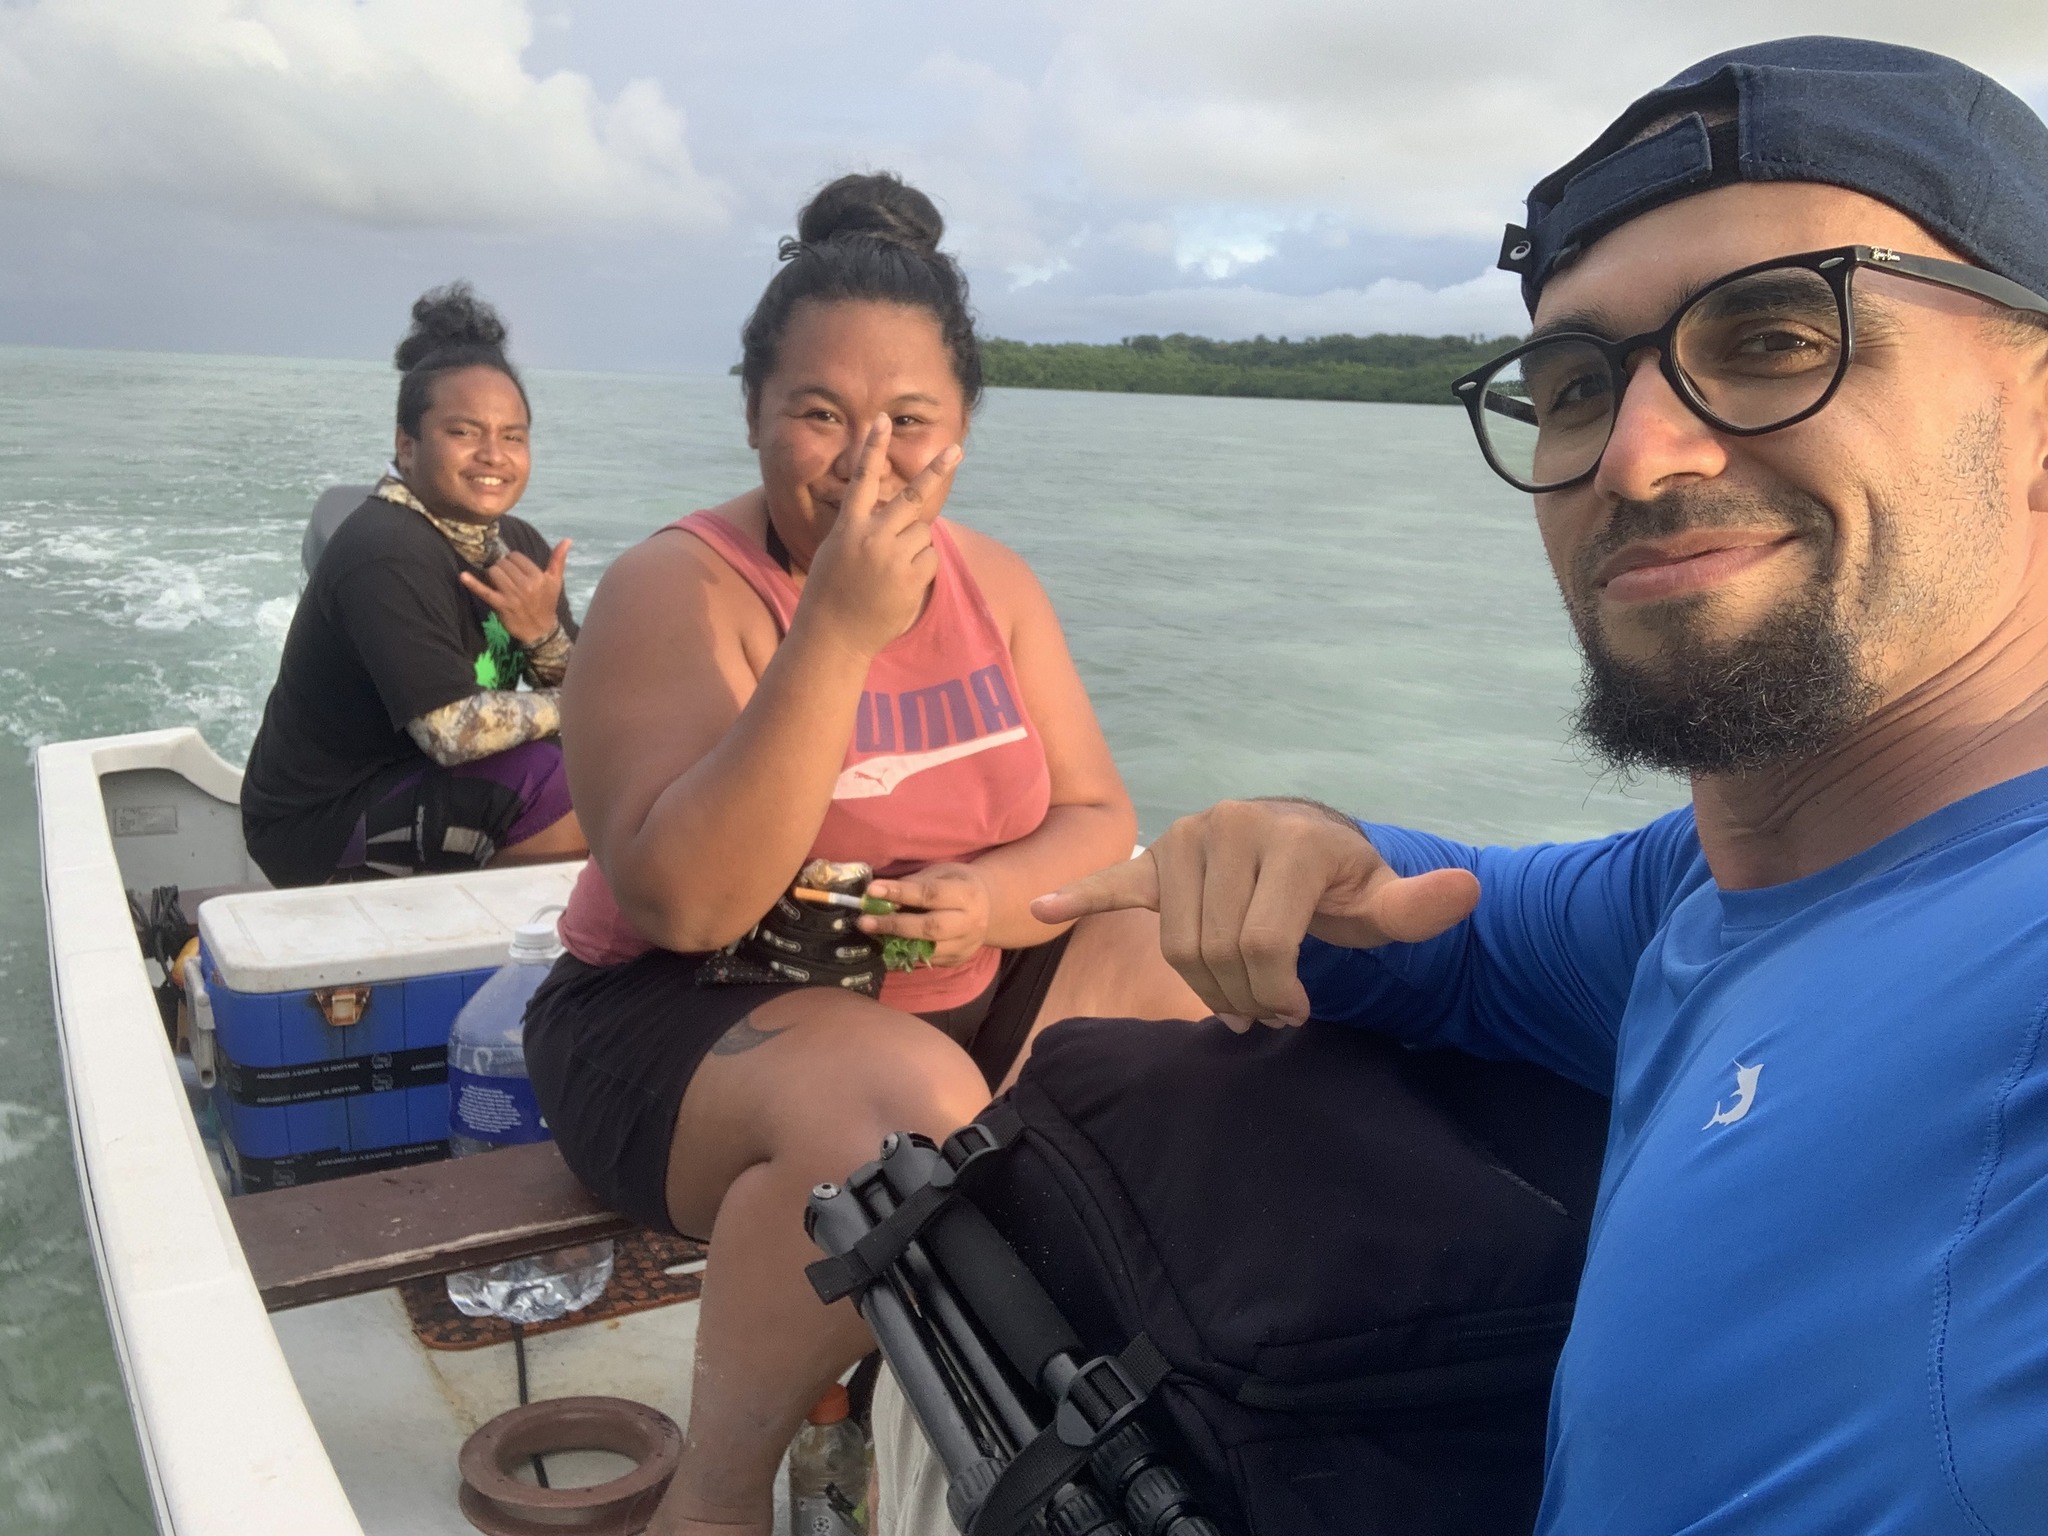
[128,566,220,632]
[0,1100,56,1164]
[36,526,125,567]
[256,595,296,638]
[0,1430,86,1526]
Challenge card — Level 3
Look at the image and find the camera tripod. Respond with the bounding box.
[806,1119,1222,1536]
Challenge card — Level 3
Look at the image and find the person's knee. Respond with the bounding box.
[769,1013,988,1173]
[864,1019,988,1121]
[1051,906,1208,1025]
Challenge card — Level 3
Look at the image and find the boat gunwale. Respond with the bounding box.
[37,726,364,1536]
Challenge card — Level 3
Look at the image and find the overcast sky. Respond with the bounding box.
[2,1,2045,373]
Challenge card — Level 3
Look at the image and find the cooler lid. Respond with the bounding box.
[197,862,584,992]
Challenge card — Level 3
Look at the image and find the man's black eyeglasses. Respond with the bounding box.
[1452,245,2048,495]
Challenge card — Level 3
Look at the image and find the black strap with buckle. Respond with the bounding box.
[965,1334,1173,1536]
[803,1101,1024,1305]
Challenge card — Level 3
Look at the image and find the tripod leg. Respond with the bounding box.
[872,1137,1084,1393]
[871,1140,1225,1536]
[809,1182,1002,1486]
[856,1144,1043,1452]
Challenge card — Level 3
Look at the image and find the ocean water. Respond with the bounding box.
[0,345,1683,1533]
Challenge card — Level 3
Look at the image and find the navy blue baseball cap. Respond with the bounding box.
[1500,36,2048,315]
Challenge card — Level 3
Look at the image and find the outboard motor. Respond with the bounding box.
[301,484,375,578]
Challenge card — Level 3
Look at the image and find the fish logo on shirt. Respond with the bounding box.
[1704,1061,1763,1129]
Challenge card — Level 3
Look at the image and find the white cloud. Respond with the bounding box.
[0,0,725,233]
[1007,256,1073,289]
[1172,208,1285,279]
[914,50,1038,161]
[10,2,2048,362]
[1040,0,2048,237]
[1163,208,1350,279]
[1109,220,1177,258]
[1022,266,1527,343]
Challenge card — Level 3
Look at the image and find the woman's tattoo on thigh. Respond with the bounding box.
[711,1010,790,1056]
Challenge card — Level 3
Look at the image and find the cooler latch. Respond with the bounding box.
[312,985,371,1027]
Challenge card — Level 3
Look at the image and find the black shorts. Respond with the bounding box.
[524,934,1073,1236]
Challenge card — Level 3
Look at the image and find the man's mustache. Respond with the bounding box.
[1573,488,1833,592]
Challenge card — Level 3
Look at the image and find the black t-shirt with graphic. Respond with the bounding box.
[241,496,574,885]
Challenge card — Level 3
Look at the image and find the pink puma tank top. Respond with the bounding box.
[559,510,1053,1012]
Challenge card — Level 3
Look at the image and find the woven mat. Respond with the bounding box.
[399,1232,709,1351]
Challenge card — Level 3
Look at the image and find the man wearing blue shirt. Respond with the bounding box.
[1039,37,2048,1534]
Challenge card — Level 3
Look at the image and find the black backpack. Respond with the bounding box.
[961,1015,1610,1536]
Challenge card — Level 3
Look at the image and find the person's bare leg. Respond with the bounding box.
[999,907,1207,1091]
[492,807,588,864]
[648,989,989,1536]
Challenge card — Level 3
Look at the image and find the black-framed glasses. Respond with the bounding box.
[1452,245,2048,494]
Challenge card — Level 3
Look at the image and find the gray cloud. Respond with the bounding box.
[0,0,725,232]
[4,1,2047,366]
[1041,0,2048,235]
[996,267,1526,343]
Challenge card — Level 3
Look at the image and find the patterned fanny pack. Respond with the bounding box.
[697,860,933,998]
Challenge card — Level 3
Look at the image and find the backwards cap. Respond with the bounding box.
[1501,36,2048,315]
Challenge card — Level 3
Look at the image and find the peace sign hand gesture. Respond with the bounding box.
[461,539,572,646]
[799,416,963,658]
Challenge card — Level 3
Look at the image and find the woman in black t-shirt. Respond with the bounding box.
[241,284,587,886]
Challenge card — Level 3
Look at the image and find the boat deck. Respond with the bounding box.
[279,1289,701,1533]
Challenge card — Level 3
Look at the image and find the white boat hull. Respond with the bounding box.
[38,728,704,1535]
[39,728,361,1535]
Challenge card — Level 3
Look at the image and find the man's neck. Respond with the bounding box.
[1691,611,2048,889]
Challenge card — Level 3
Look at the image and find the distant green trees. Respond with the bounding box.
[981,331,1520,405]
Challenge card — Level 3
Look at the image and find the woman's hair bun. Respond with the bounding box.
[394,280,510,373]
[390,280,527,437]
[740,169,980,414]
[796,172,944,255]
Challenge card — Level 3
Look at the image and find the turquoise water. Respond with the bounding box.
[0,346,1682,1533]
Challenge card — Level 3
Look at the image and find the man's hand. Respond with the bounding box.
[861,863,993,967]
[461,539,572,646]
[1030,799,1479,1030]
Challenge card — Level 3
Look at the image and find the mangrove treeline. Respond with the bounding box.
[980,331,1520,405]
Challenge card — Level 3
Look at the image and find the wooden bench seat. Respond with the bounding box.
[230,1140,639,1311]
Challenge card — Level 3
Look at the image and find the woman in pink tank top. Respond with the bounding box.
[522,174,1202,1535]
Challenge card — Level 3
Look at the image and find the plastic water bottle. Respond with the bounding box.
[444,909,614,1324]
[788,1383,869,1536]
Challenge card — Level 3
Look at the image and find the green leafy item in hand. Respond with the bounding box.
[861,895,936,972]
[881,935,936,971]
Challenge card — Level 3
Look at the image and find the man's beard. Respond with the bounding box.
[1565,488,1879,776]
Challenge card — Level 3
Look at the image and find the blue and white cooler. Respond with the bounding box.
[187,864,580,1192]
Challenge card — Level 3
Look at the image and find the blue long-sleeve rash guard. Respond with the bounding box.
[1299,770,2048,1535]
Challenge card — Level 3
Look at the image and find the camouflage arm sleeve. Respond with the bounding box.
[405,689,562,768]
[521,626,573,688]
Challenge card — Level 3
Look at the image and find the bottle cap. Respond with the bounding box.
[805,1383,851,1425]
[509,905,566,964]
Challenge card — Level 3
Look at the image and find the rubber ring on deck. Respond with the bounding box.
[458,1395,682,1536]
